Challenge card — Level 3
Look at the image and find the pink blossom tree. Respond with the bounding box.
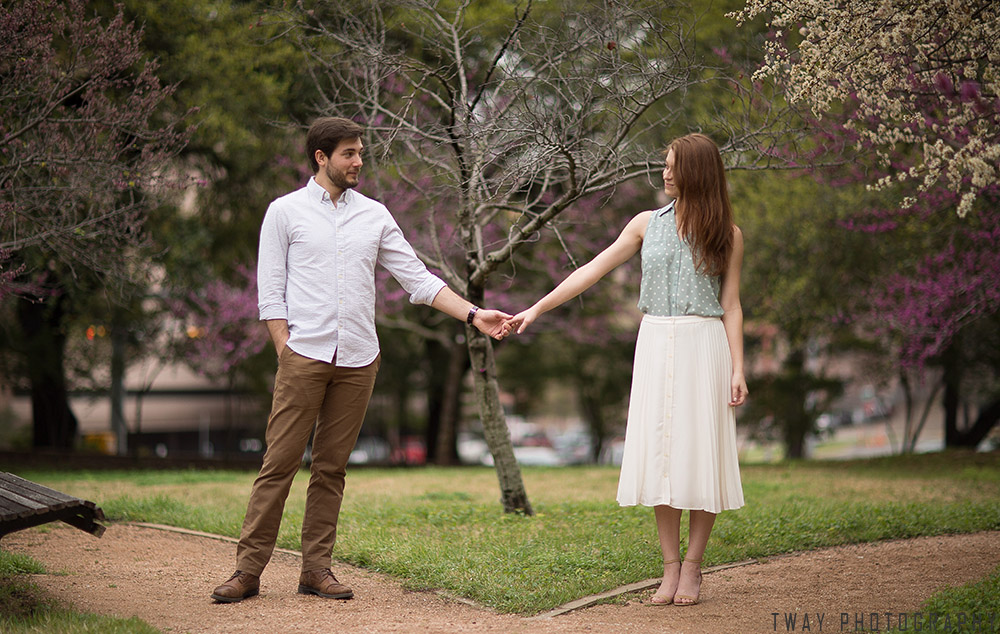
[734,0,1000,452]
[784,92,1000,452]
[168,266,268,381]
[732,0,1000,217]
[853,186,1000,451]
[0,0,191,448]
[376,176,650,465]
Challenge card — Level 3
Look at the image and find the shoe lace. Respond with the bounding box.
[306,569,342,587]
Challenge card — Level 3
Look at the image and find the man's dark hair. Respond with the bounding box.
[307,117,365,172]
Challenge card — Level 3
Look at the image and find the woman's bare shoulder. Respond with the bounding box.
[627,209,654,237]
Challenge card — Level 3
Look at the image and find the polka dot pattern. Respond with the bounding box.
[637,202,724,318]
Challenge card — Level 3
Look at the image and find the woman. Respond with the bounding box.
[509,133,746,606]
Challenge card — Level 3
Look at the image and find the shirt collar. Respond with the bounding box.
[658,200,676,216]
[307,176,353,207]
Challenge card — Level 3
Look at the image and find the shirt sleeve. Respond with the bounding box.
[377,213,447,305]
[257,201,290,321]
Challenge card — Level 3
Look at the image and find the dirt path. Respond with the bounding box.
[5,523,999,633]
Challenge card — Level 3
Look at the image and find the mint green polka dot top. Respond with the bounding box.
[637,202,724,318]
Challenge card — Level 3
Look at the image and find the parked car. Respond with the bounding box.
[552,430,593,464]
[477,444,564,467]
[391,436,427,465]
[815,410,852,432]
[513,445,563,466]
[457,432,490,465]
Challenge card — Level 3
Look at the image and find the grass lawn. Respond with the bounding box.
[889,564,1000,633]
[8,450,1000,614]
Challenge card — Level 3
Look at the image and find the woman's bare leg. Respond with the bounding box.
[675,509,716,604]
[651,505,683,602]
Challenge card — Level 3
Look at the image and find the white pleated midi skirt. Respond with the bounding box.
[616,315,744,513]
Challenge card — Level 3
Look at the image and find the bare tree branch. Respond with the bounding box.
[276,0,802,513]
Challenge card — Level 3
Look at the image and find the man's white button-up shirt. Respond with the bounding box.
[257,177,447,367]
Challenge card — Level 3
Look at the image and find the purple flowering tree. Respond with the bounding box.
[795,95,1000,452]
[732,0,1000,217]
[0,0,190,448]
[855,189,1000,451]
[168,266,268,381]
[733,0,1000,453]
[378,176,650,464]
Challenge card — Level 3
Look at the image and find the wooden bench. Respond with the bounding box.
[0,472,106,539]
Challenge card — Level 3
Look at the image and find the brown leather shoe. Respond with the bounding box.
[211,570,260,603]
[297,568,353,599]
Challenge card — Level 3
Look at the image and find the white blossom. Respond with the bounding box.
[731,0,1000,215]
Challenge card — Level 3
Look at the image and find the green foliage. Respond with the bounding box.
[16,451,1000,614]
[731,169,878,341]
[729,167,890,456]
[95,0,311,272]
[46,0,314,413]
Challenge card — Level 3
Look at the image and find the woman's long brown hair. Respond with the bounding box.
[669,133,735,277]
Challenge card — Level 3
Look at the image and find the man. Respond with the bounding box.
[211,117,511,603]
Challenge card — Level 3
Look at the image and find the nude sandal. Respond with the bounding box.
[674,558,702,606]
[648,558,680,605]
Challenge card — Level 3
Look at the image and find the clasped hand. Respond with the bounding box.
[472,308,537,340]
[473,308,514,340]
[502,307,538,337]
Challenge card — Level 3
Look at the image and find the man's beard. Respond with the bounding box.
[326,164,359,190]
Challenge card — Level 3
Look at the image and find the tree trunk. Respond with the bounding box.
[576,379,606,464]
[435,335,468,465]
[424,341,445,462]
[110,314,128,455]
[17,296,78,449]
[961,398,1000,448]
[900,370,914,454]
[941,354,1000,448]
[784,420,808,459]
[901,373,942,454]
[782,349,810,460]
[466,327,533,515]
[942,347,965,447]
[425,326,468,465]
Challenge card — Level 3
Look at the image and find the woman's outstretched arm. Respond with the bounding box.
[510,211,651,334]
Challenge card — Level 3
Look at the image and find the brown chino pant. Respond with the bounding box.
[235,347,380,576]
